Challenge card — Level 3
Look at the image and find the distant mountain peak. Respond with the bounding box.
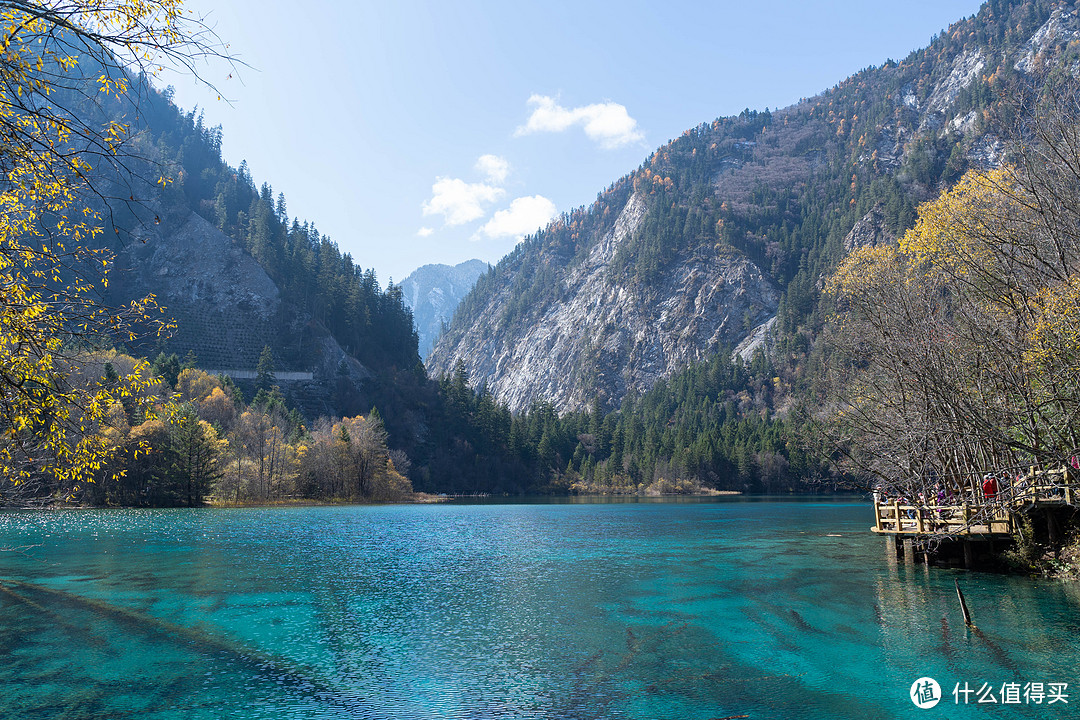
[399,259,489,358]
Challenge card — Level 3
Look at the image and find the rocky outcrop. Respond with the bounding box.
[113,211,370,418]
[1015,7,1080,73]
[732,317,776,363]
[429,1,1080,418]
[117,212,282,369]
[926,50,985,115]
[428,193,779,413]
[843,205,895,253]
[400,259,488,358]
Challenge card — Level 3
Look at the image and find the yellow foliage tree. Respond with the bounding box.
[1026,276,1080,369]
[176,367,220,403]
[827,157,1080,496]
[898,167,1012,278]
[0,1,228,490]
[197,385,235,429]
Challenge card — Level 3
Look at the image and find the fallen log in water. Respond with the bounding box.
[0,576,373,715]
[954,578,974,627]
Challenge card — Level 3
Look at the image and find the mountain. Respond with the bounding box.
[430,191,778,413]
[94,86,426,431]
[70,0,1080,497]
[429,0,1070,415]
[399,259,489,358]
[112,212,373,418]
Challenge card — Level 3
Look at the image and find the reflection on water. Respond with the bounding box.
[0,501,1076,719]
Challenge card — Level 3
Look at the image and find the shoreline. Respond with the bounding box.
[1,489,753,511]
[0,490,900,512]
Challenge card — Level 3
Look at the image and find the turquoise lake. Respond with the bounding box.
[0,497,1077,719]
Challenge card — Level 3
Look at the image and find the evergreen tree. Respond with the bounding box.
[255,345,276,394]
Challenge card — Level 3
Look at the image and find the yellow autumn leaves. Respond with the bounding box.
[0,2,221,489]
[832,163,1080,378]
[827,156,1080,482]
[830,167,1014,297]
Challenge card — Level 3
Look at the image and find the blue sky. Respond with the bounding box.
[166,0,985,284]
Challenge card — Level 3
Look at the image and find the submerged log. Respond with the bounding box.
[954,578,974,628]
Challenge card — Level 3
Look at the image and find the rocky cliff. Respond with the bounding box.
[119,212,281,369]
[428,193,778,412]
[399,259,488,358]
[112,211,370,416]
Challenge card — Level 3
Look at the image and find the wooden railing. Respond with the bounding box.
[871,466,1076,537]
[873,500,1012,536]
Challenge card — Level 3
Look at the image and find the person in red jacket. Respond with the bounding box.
[982,473,998,501]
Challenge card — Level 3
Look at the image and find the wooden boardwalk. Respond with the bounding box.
[871,466,1077,539]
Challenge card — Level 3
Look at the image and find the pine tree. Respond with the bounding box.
[255,345,276,394]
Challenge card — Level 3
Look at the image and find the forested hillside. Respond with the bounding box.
[95,79,463,449]
[130,0,1080,498]
[109,92,420,375]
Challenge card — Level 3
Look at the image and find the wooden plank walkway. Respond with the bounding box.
[871,466,1077,538]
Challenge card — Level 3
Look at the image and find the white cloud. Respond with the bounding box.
[515,94,644,149]
[479,195,558,241]
[475,154,509,184]
[417,226,434,237]
[422,177,505,226]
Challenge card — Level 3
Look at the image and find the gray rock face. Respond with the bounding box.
[399,259,488,358]
[843,205,895,253]
[926,50,985,116]
[428,193,779,414]
[429,2,1080,418]
[118,212,282,369]
[114,212,370,417]
[732,317,776,364]
[1015,7,1080,73]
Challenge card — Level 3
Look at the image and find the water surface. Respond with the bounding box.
[0,498,1076,718]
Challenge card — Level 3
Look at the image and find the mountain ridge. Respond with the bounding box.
[428,0,1069,415]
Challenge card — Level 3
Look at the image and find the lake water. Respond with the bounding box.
[0,497,1077,719]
